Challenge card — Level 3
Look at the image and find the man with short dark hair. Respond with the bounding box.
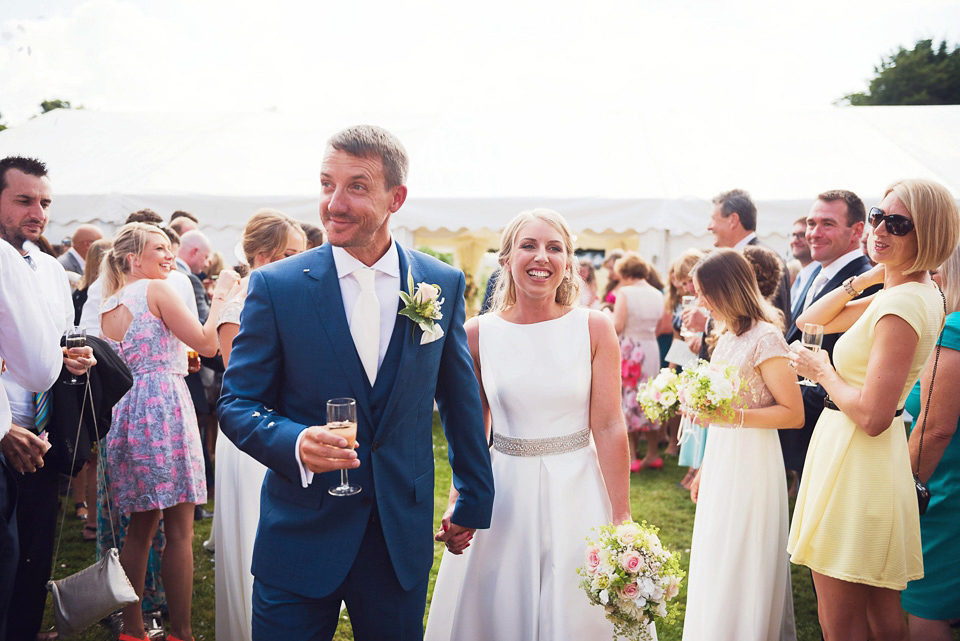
[0,156,96,641]
[781,189,877,482]
[789,216,818,309]
[219,125,494,640]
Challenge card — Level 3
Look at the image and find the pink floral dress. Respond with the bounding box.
[101,278,207,513]
[618,283,665,432]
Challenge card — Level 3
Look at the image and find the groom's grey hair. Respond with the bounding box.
[327,125,409,190]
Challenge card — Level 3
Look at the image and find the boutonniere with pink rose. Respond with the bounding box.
[398,267,445,345]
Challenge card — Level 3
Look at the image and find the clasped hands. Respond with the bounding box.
[434,504,476,555]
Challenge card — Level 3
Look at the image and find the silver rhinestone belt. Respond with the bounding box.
[492,427,590,457]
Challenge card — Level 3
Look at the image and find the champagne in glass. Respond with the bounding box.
[680,295,698,338]
[798,323,824,387]
[327,397,361,496]
[65,326,86,385]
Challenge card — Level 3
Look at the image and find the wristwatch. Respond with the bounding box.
[842,276,861,297]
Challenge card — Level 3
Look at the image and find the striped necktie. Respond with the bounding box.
[24,254,53,433]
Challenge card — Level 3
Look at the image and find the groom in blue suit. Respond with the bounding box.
[218,125,495,640]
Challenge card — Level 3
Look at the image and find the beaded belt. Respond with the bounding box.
[492,428,590,457]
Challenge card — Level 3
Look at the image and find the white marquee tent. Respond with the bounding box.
[2,106,959,281]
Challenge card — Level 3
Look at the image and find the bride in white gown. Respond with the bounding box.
[425,209,638,641]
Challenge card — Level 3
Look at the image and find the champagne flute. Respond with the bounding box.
[64,326,87,385]
[798,323,824,387]
[327,397,361,496]
[680,295,698,338]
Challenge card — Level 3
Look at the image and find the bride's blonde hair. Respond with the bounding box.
[488,209,581,312]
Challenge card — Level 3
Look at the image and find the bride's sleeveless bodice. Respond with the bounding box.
[481,307,590,443]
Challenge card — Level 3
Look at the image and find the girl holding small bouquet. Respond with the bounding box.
[680,249,803,641]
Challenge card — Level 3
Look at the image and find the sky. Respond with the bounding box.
[1,0,959,128]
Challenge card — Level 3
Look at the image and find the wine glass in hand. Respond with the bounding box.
[64,326,87,385]
[798,323,824,387]
[327,397,361,496]
[680,295,698,338]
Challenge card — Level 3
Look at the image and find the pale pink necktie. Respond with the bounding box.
[351,267,380,385]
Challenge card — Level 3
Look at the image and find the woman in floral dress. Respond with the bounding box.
[100,223,237,641]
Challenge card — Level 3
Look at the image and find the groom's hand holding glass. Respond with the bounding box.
[298,426,360,474]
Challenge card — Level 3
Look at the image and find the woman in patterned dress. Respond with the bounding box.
[100,223,238,641]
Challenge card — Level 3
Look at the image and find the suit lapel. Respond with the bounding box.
[791,264,822,324]
[303,245,373,427]
[809,257,869,307]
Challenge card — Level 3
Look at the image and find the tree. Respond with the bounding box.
[0,112,6,132]
[40,99,72,113]
[842,39,960,106]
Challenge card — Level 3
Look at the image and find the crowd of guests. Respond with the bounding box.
[1,124,959,641]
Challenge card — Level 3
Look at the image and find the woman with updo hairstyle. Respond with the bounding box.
[99,222,238,641]
[682,249,803,641]
[790,178,960,640]
[426,208,634,640]
[611,251,667,471]
[214,208,306,641]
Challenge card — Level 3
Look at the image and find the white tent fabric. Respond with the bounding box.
[2,106,958,274]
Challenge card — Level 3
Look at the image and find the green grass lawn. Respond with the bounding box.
[42,416,949,640]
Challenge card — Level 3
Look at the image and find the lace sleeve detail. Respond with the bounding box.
[751,323,790,369]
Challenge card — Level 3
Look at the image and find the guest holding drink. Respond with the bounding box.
[213,209,306,641]
[99,222,238,641]
[425,209,632,640]
[681,249,803,641]
[901,242,960,641]
[612,252,666,471]
[790,179,960,641]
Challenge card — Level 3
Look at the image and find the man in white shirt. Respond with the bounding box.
[0,156,96,641]
[0,237,63,638]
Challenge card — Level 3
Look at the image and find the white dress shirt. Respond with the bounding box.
[0,241,63,439]
[80,270,199,335]
[810,249,865,299]
[732,232,758,250]
[297,239,402,487]
[2,246,73,429]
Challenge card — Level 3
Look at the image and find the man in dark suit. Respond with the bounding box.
[218,125,495,640]
[707,188,792,325]
[781,190,879,480]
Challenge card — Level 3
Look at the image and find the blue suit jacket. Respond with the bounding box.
[217,243,494,596]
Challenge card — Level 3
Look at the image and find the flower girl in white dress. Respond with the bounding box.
[425,209,640,641]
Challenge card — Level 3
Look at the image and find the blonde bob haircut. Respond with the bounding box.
[489,208,581,313]
[883,178,960,274]
[691,248,781,336]
[241,208,306,267]
[101,222,169,298]
[666,248,705,310]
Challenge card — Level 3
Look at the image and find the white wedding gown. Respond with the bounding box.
[426,308,649,641]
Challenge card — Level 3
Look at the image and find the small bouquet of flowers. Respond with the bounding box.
[579,520,684,641]
[676,359,742,423]
[636,368,680,426]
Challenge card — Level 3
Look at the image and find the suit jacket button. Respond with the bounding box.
[371,441,381,452]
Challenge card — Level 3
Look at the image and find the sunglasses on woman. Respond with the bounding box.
[868,207,915,236]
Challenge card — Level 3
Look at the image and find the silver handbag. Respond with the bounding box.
[46,379,139,638]
[47,547,138,638]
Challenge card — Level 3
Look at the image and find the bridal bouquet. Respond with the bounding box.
[636,368,680,425]
[579,521,684,641]
[676,359,742,423]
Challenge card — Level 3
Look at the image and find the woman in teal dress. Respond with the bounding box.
[901,244,960,641]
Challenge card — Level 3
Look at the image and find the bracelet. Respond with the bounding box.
[737,409,745,429]
[842,276,861,297]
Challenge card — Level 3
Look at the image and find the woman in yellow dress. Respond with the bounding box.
[789,178,960,641]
